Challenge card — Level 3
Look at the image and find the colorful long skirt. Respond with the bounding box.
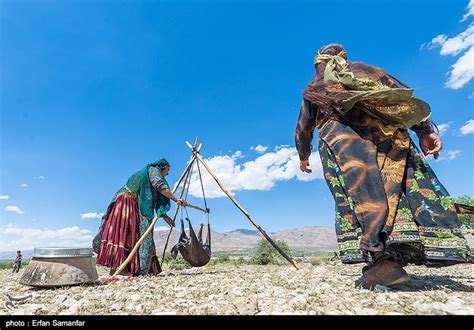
[96,193,161,275]
[318,118,471,267]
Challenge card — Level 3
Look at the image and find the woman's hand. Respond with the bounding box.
[419,132,442,160]
[299,160,312,173]
[160,188,188,207]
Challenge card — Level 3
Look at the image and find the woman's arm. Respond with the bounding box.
[159,187,187,206]
[295,100,316,173]
[149,166,187,206]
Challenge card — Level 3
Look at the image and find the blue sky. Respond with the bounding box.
[1,0,473,251]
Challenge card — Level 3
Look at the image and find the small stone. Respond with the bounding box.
[373,285,390,292]
[134,304,143,313]
[352,307,377,315]
[233,297,258,315]
[125,303,136,312]
[23,304,47,315]
[231,289,244,297]
[151,310,176,315]
[60,303,81,315]
[130,294,141,302]
[62,298,78,308]
[110,303,123,311]
[289,295,308,309]
[53,294,68,305]
[175,291,186,298]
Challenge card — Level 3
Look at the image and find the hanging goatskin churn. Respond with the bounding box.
[19,247,98,288]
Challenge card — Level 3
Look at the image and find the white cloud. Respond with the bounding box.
[38,176,46,180]
[80,212,104,219]
[446,150,463,160]
[251,145,269,153]
[0,195,9,200]
[460,119,474,134]
[20,184,28,187]
[0,225,94,251]
[462,0,474,22]
[430,24,474,56]
[233,150,243,158]
[427,2,474,90]
[186,146,323,198]
[437,122,451,136]
[5,205,24,215]
[434,149,463,162]
[446,46,474,89]
[275,144,290,151]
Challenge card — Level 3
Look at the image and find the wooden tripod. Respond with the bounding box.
[114,138,299,276]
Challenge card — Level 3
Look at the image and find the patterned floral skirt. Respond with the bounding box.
[318,119,471,267]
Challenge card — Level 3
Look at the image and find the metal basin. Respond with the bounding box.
[19,247,99,288]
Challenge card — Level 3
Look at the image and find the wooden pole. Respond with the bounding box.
[113,152,198,276]
[186,142,299,270]
[185,203,209,214]
[160,156,196,264]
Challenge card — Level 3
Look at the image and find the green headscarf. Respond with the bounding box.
[150,158,170,169]
[120,158,171,219]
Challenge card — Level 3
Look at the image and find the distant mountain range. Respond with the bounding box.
[1,226,472,260]
[154,225,339,254]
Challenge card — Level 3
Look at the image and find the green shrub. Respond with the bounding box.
[218,254,230,263]
[235,257,246,265]
[308,255,334,266]
[249,239,292,265]
[0,261,14,270]
[161,251,173,264]
[207,255,248,266]
[0,260,29,270]
[166,256,191,270]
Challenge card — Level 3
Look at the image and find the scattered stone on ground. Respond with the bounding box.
[1,261,472,315]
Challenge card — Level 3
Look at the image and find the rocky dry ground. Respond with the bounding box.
[0,261,473,315]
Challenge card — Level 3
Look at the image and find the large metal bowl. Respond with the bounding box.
[20,247,98,288]
[33,247,95,258]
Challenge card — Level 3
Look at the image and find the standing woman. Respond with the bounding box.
[295,44,472,289]
[93,158,187,276]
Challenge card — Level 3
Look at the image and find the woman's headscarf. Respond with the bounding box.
[150,158,170,169]
[303,43,431,129]
[150,158,171,216]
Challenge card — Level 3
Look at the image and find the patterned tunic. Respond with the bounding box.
[295,69,471,266]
